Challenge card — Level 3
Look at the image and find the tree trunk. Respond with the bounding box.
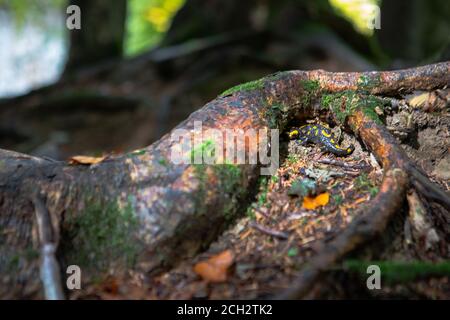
[63,0,127,74]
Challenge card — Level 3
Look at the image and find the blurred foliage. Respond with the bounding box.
[0,0,66,28]
[329,0,381,36]
[1,0,382,57]
[125,0,185,56]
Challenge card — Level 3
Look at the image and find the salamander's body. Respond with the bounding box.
[288,124,354,156]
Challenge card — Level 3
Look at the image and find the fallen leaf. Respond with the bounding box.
[406,91,430,108]
[303,192,329,210]
[69,155,105,165]
[194,250,234,282]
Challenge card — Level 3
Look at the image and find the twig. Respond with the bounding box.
[253,207,273,221]
[317,159,370,171]
[249,222,289,240]
[32,193,65,300]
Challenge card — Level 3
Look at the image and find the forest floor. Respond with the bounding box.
[69,89,450,299]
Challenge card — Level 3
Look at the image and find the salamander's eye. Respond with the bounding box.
[288,130,299,139]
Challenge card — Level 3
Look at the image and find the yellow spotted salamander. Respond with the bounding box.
[288,124,354,156]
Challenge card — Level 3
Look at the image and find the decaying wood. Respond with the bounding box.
[0,62,449,298]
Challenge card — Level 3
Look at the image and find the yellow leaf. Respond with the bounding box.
[69,155,105,165]
[193,250,234,283]
[303,192,330,210]
[408,92,430,108]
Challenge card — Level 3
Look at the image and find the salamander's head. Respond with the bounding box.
[288,128,300,139]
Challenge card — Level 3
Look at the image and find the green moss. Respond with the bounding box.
[358,95,385,125]
[65,198,140,272]
[287,247,298,257]
[246,206,256,219]
[300,79,320,107]
[24,247,40,260]
[333,194,344,206]
[265,103,289,129]
[286,153,300,165]
[5,247,40,272]
[355,173,379,198]
[322,91,358,124]
[214,164,243,221]
[246,176,270,218]
[257,178,269,208]
[158,157,168,167]
[6,254,20,272]
[344,260,450,285]
[220,78,266,97]
[191,139,216,163]
[127,149,146,157]
[193,163,244,222]
[300,79,320,92]
[321,91,384,125]
[288,178,317,198]
[357,74,381,91]
[271,175,279,184]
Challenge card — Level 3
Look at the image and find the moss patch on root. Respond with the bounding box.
[193,163,244,222]
[300,79,320,106]
[321,91,385,125]
[344,260,450,285]
[357,74,381,91]
[220,78,266,97]
[64,198,140,272]
[264,102,289,129]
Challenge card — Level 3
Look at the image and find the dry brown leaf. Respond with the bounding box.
[193,250,234,282]
[69,155,106,165]
[302,192,330,210]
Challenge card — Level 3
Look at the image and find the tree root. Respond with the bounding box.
[278,110,410,299]
[0,62,448,298]
[278,100,450,298]
[408,167,450,212]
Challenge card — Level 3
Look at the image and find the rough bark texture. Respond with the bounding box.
[0,62,448,299]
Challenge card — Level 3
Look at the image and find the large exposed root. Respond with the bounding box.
[0,62,448,298]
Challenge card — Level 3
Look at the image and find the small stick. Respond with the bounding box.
[253,207,273,220]
[317,159,370,170]
[249,222,289,240]
[32,193,65,300]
